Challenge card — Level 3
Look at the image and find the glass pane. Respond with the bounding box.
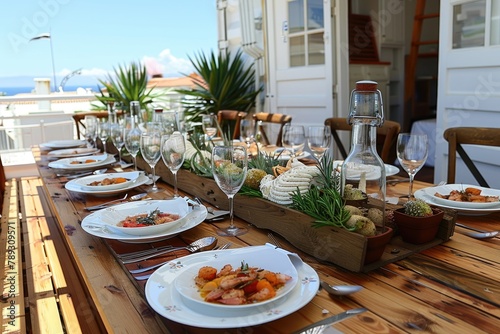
[307,0,324,30]
[290,36,305,67]
[491,0,500,45]
[289,0,304,34]
[308,32,325,65]
[452,0,486,49]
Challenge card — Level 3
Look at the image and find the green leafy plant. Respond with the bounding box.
[177,50,262,122]
[94,61,159,115]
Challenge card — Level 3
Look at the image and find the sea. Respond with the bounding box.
[0,84,100,96]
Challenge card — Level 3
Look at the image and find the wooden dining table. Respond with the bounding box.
[32,147,500,334]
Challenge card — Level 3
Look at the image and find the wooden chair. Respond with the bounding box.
[252,112,292,146]
[217,110,248,140]
[324,117,401,164]
[443,127,500,187]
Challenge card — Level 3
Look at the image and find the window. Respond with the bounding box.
[288,0,325,67]
[452,0,490,48]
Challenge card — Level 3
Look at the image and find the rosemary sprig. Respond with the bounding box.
[136,208,161,226]
[291,185,353,230]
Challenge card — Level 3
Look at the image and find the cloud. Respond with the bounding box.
[155,49,194,77]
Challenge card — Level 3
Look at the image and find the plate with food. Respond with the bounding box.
[65,172,149,196]
[73,171,141,191]
[81,201,207,242]
[81,199,190,236]
[41,139,87,149]
[49,154,115,171]
[145,245,319,328]
[47,147,100,159]
[423,184,500,209]
[414,189,500,215]
[174,247,298,310]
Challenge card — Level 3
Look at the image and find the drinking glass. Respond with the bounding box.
[202,114,218,141]
[282,124,305,159]
[84,115,98,148]
[240,118,256,148]
[211,146,248,236]
[124,117,141,171]
[110,123,125,165]
[307,125,331,161]
[140,131,162,192]
[161,132,186,198]
[396,133,429,199]
[98,119,111,153]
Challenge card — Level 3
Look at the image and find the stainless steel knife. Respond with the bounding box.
[292,308,367,334]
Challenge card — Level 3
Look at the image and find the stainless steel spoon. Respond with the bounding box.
[455,223,499,240]
[320,281,363,296]
[57,167,108,178]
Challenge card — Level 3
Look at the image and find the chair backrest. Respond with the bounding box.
[443,127,500,187]
[252,112,292,146]
[324,117,401,164]
[72,111,110,139]
[217,110,248,140]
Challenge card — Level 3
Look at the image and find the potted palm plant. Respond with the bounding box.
[176,50,261,124]
[94,61,159,121]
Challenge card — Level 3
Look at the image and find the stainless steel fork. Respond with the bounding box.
[267,232,283,249]
[131,243,232,278]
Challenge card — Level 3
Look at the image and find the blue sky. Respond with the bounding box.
[0,1,218,88]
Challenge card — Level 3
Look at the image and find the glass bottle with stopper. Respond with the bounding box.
[341,80,387,230]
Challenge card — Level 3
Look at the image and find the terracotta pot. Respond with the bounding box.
[393,208,444,244]
[364,227,393,264]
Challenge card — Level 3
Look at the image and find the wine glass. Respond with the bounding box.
[98,119,110,153]
[84,115,98,148]
[124,116,141,171]
[282,124,305,159]
[396,133,428,199]
[211,146,248,236]
[140,130,162,192]
[202,114,218,141]
[161,132,186,197]
[240,118,256,149]
[110,122,125,165]
[307,125,331,161]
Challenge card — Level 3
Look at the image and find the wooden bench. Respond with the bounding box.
[1,176,105,333]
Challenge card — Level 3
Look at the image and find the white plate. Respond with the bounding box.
[49,154,115,171]
[414,189,500,215]
[47,147,100,159]
[174,247,298,310]
[81,204,207,242]
[145,245,319,328]
[58,154,110,168]
[333,160,399,179]
[74,171,141,191]
[42,139,87,149]
[65,173,149,197]
[424,184,500,209]
[81,199,190,236]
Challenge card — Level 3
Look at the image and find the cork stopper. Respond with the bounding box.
[355,80,377,91]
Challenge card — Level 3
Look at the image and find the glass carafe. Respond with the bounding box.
[341,80,387,230]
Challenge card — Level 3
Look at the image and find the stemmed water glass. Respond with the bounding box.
[110,122,125,165]
[84,115,98,148]
[240,118,256,149]
[98,119,111,153]
[282,124,306,159]
[124,116,141,171]
[161,132,186,198]
[140,130,162,192]
[307,125,331,161]
[396,133,429,199]
[211,146,248,236]
[202,114,218,141]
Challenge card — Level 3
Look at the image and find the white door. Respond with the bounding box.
[435,0,500,187]
[265,0,349,131]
